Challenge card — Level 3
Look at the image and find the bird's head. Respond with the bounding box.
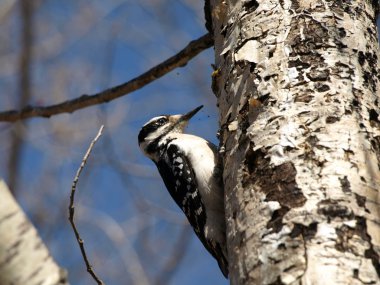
[138,105,203,158]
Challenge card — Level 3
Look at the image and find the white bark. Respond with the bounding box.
[210,0,380,284]
[0,180,69,285]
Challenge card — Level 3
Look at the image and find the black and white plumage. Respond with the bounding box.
[138,105,228,278]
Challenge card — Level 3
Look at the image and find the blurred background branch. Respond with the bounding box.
[7,0,34,195]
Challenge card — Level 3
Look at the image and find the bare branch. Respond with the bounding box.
[0,33,213,122]
[69,125,105,285]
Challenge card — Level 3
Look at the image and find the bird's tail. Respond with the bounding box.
[217,253,229,278]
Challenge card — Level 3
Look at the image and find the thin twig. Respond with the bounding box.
[69,125,105,285]
[0,33,214,122]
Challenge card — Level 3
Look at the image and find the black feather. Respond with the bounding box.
[155,143,229,277]
[155,144,207,234]
[138,116,168,144]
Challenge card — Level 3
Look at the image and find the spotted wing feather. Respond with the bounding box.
[155,144,207,236]
[154,143,229,277]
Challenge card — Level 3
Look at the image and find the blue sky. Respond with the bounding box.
[0,1,227,284]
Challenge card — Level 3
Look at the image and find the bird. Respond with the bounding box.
[138,105,228,277]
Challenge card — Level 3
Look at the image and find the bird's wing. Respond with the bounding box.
[155,143,229,278]
[155,143,206,236]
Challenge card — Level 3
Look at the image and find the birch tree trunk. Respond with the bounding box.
[209,0,380,284]
[0,180,69,285]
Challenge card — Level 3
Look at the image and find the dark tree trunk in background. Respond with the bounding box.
[210,1,380,284]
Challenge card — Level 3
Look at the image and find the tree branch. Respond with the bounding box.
[0,33,213,122]
[69,125,105,285]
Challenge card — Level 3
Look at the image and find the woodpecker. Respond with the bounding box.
[138,105,228,278]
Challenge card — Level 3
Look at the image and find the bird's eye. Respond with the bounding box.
[156,118,167,125]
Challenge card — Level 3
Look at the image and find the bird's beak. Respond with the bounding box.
[181,105,203,122]
[171,105,203,132]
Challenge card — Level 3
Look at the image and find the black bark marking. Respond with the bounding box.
[239,101,250,134]
[339,176,351,193]
[0,240,22,268]
[10,239,22,251]
[369,109,380,121]
[370,136,380,170]
[34,239,44,250]
[307,68,330,82]
[326,116,340,124]
[369,109,380,128]
[0,210,18,224]
[295,93,314,103]
[335,224,353,253]
[338,27,347,37]
[365,247,380,278]
[287,17,330,57]
[317,199,354,220]
[353,268,359,278]
[246,150,306,208]
[244,145,306,232]
[243,0,259,12]
[336,217,380,277]
[358,51,366,65]
[356,217,380,278]
[249,62,257,72]
[315,83,330,92]
[355,50,379,92]
[288,58,311,69]
[27,266,43,281]
[352,99,360,107]
[355,193,367,208]
[291,0,300,11]
[0,251,18,268]
[290,222,318,240]
[269,277,285,285]
[18,220,32,235]
[267,206,289,233]
[354,193,369,213]
[257,94,270,105]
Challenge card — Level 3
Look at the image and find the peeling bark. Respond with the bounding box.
[0,180,69,285]
[210,0,380,284]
